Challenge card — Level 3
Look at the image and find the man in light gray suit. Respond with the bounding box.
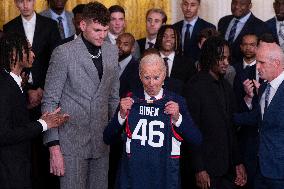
[42,2,119,189]
[41,0,75,39]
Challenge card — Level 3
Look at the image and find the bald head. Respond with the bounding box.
[256,42,284,81]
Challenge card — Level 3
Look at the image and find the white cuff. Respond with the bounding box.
[118,111,127,125]
[244,96,253,110]
[173,113,182,127]
[38,119,48,132]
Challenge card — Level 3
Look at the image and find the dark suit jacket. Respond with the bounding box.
[170,54,197,84]
[59,34,76,45]
[3,14,61,89]
[218,13,270,62]
[0,70,43,189]
[184,71,241,177]
[137,37,146,56]
[119,57,139,97]
[266,17,279,43]
[234,81,284,179]
[173,17,215,62]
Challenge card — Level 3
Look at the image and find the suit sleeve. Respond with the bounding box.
[173,95,202,146]
[104,109,124,145]
[108,47,120,120]
[0,84,42,147]
[42,46,68,145]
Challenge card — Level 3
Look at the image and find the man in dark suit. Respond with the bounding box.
[3,1,61,188]
[0,33,68,189]
[117,33,139,97]
[185,36,246,189]
[155,24,197,84]
[218,0,270,62]
[235,42,284,189]
[60,4,85,44]
[108,32,139,189]
[266,0,284,50]
[3,0,61,113]
[233,33,260,189]
[104,53,202,189]
[41,0,75,39]
[173,0,215,62]
[137,8,167,56]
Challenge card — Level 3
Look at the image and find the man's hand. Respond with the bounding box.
[235,164,247,187]
[41,107,69,129]
[164,101,180,123]
[119,97,134,119]
[27,88,44,109]
[49,145,65,176]
[243,79,255,98]
[195,170,210,189]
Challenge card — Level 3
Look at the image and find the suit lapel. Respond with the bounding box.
[235,14,254,42]
[76,36,100,86]
[263,81,284,119]
[32,14,42,50]
[15,16,26,36]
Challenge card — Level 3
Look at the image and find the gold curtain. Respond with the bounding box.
[0,0,171,39]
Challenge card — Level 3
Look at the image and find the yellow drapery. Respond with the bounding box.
[0,0,171,39]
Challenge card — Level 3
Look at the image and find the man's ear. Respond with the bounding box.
[80,19,87,32]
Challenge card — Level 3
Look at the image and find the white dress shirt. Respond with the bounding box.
[22,12,36,45]
[275,17,284,51]
[182,16,198,49]
[119,55,132,77]
[50,9,71,38]
[145,38,157,49]
[108,32,117,44]
[260,71,284,118]
[10,72,47,131]
[118,89,182,126]
[225,12,251,42]
[160,52,175,77]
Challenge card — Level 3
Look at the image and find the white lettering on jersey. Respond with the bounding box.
[139,106,159,117]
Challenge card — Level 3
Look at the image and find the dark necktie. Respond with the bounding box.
[183,24,191,53]
[279,23,284,40]
[228,19,239,44]
[163,57,169,77]
[264,83,271,112]
[148,42,154,48]
[150,96,156,100]
[57,16,65,39]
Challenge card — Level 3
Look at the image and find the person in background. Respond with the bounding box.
[41,0,75,39]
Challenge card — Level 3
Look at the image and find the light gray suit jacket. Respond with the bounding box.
[40,9,75,38]
[42,35,120,159]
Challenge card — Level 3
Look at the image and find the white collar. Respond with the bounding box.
[108,32,117,44]
[146,37,156,44]
[160,51,175,62]
[21,12,36,24]
[243,59,256,68]
[235,12,251,24]
[10,72,23,92]
[183,16,198,27]
[144,88,163,100]
[269,71,284,91]
[50,8,66,20]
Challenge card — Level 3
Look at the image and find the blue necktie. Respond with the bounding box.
[148,42,154,48]
[228,19,239,44]
[264,83,271,111]
[57,16,65,39]
[150,97,156,100]
[183,24,191,53]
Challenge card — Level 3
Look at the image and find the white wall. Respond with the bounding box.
[171,0,275,25]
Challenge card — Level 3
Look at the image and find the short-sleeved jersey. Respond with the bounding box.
[116,96,183,189]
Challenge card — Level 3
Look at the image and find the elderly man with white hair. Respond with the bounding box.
[235,42,284,189]
[104,53,202,189]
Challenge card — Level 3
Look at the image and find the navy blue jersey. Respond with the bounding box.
[116,96,183,189]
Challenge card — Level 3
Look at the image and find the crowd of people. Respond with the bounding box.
[0,0,284,189]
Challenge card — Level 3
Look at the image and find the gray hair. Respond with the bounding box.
[139,54,166,76]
